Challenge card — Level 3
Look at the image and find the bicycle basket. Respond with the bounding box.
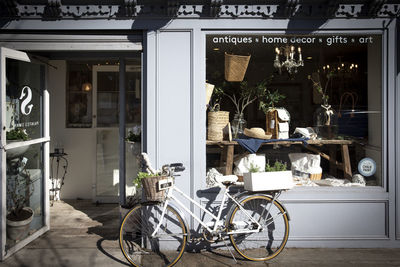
[141,176,167,202]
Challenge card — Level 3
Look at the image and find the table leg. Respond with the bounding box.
[341,144,352,179]
[329,145,337,177]
[225,145,234,175]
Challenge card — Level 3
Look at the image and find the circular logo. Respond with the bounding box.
[358,158,376,177]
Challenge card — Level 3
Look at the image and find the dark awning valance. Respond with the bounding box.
[1,1,399,20]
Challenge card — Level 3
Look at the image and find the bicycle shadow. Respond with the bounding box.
[185,187,239,253]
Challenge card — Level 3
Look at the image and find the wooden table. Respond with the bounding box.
[206,139,354,179]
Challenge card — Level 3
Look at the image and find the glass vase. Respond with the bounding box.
[313,100,338,139]
[231,113,247,139]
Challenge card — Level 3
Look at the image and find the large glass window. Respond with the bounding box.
[206,34,382,187]
[5,57,45,250]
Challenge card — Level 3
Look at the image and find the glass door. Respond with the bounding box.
[0,47,50,259]
[92,64,141,203]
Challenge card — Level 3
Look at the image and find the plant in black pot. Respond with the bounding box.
[6,157,34,241]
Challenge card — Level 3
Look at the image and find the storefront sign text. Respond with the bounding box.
[212,35,374,46]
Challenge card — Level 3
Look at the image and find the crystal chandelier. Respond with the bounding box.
[273,45,304,75]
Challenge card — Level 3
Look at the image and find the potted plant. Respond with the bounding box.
[308,71,338,139]
[224,80,265,138]
[6,159,34,241]
[259,87,286,139]
[6,128,30,159]
[243,160,293,191]
[126,125,141,154]
[207,83,229,141]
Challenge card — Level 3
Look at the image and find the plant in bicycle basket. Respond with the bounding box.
[132,171,160,188]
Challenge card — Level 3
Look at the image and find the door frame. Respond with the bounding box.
[0,47,50,260]
[91,64,141,203]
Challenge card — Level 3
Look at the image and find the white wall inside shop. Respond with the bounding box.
[48,60,94,199]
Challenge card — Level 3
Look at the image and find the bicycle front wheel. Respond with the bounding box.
[119,203,188,267]
[227,195,289,261]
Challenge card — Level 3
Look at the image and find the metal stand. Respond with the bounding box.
[49,149,68,206]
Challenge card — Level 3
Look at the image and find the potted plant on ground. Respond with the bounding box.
[6,158,34,241]
[243,160,293,191]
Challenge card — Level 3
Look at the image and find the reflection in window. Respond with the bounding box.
[6,143,44,248]
[206,34,382,187]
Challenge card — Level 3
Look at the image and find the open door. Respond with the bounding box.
[0,47,50,260]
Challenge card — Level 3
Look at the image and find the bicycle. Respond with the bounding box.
[119,160,290,267]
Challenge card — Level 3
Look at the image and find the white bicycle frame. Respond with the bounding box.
[151,179,264,237]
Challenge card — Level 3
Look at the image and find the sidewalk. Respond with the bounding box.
[1,200,400,267]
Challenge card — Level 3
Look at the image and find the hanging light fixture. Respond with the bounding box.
[81,82,92,92]
[273,45,304,75]
[322,56,358,77]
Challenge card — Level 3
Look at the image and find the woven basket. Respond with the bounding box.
[310,173,322,180]
[208,111,229,141]
[224,52,251,82]
[141,176,166,202]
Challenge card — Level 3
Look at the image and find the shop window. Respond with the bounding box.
[206,34,382,188]
[66,62,94,128]
[66,60,141,128]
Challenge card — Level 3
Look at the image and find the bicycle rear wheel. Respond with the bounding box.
[227,195,289,261]
[119,203,187,267]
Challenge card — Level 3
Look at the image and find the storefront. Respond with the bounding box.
[0,0,399,260]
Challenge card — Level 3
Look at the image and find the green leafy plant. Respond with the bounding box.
[224,80,266,115]
[249,163,261,173]
[259,89,286,114]
[126,125,141,142]
[265,160,287,172]
[208,84,224,112]
[6,128,28,141]
[133,172,160,188]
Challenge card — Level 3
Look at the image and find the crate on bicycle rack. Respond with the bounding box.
[141,176,167,201]
[243,171,294,191]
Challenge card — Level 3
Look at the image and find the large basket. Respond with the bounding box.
[207,111,229,141]
[224,52,251,82]
[141,176,166,202]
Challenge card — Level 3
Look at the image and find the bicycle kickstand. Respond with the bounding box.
[221,235,238,264]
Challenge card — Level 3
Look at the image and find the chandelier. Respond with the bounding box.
[321,56,358,78]
[273,45,304,75]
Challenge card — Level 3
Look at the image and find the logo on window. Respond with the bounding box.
[19,86,33,115]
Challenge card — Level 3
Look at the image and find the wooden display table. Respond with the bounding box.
[206,139,354,179]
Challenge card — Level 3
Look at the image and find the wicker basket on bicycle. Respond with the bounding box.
[141,176,166,202]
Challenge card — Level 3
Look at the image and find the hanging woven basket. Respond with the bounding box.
[224,52,251,82]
